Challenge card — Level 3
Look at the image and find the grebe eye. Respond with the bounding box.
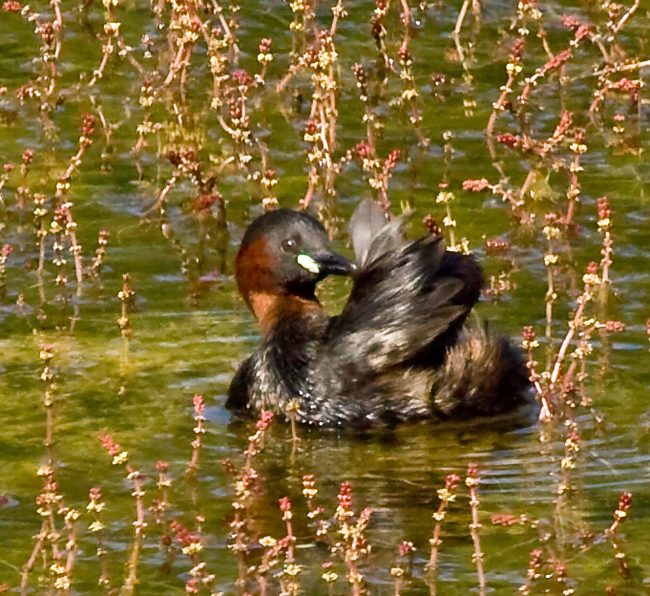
[281,238,297,253]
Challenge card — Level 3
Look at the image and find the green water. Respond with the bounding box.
[0,0,649,593]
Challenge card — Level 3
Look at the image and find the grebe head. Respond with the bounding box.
[235,209,354,331]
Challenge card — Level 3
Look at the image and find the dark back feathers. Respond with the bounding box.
[324,201,484,378]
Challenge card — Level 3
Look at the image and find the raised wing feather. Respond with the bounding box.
[349,199,389,266]
[349,199,413,267]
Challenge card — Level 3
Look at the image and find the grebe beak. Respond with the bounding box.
[297,251,356,277]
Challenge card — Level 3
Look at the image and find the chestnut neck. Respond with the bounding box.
[247,291,323,336]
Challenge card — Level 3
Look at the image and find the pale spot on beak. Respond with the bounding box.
[296,253,320,274]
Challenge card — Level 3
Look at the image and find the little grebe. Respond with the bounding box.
[227,201,533,426]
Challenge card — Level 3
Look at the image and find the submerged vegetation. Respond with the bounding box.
[0,0,649,593]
